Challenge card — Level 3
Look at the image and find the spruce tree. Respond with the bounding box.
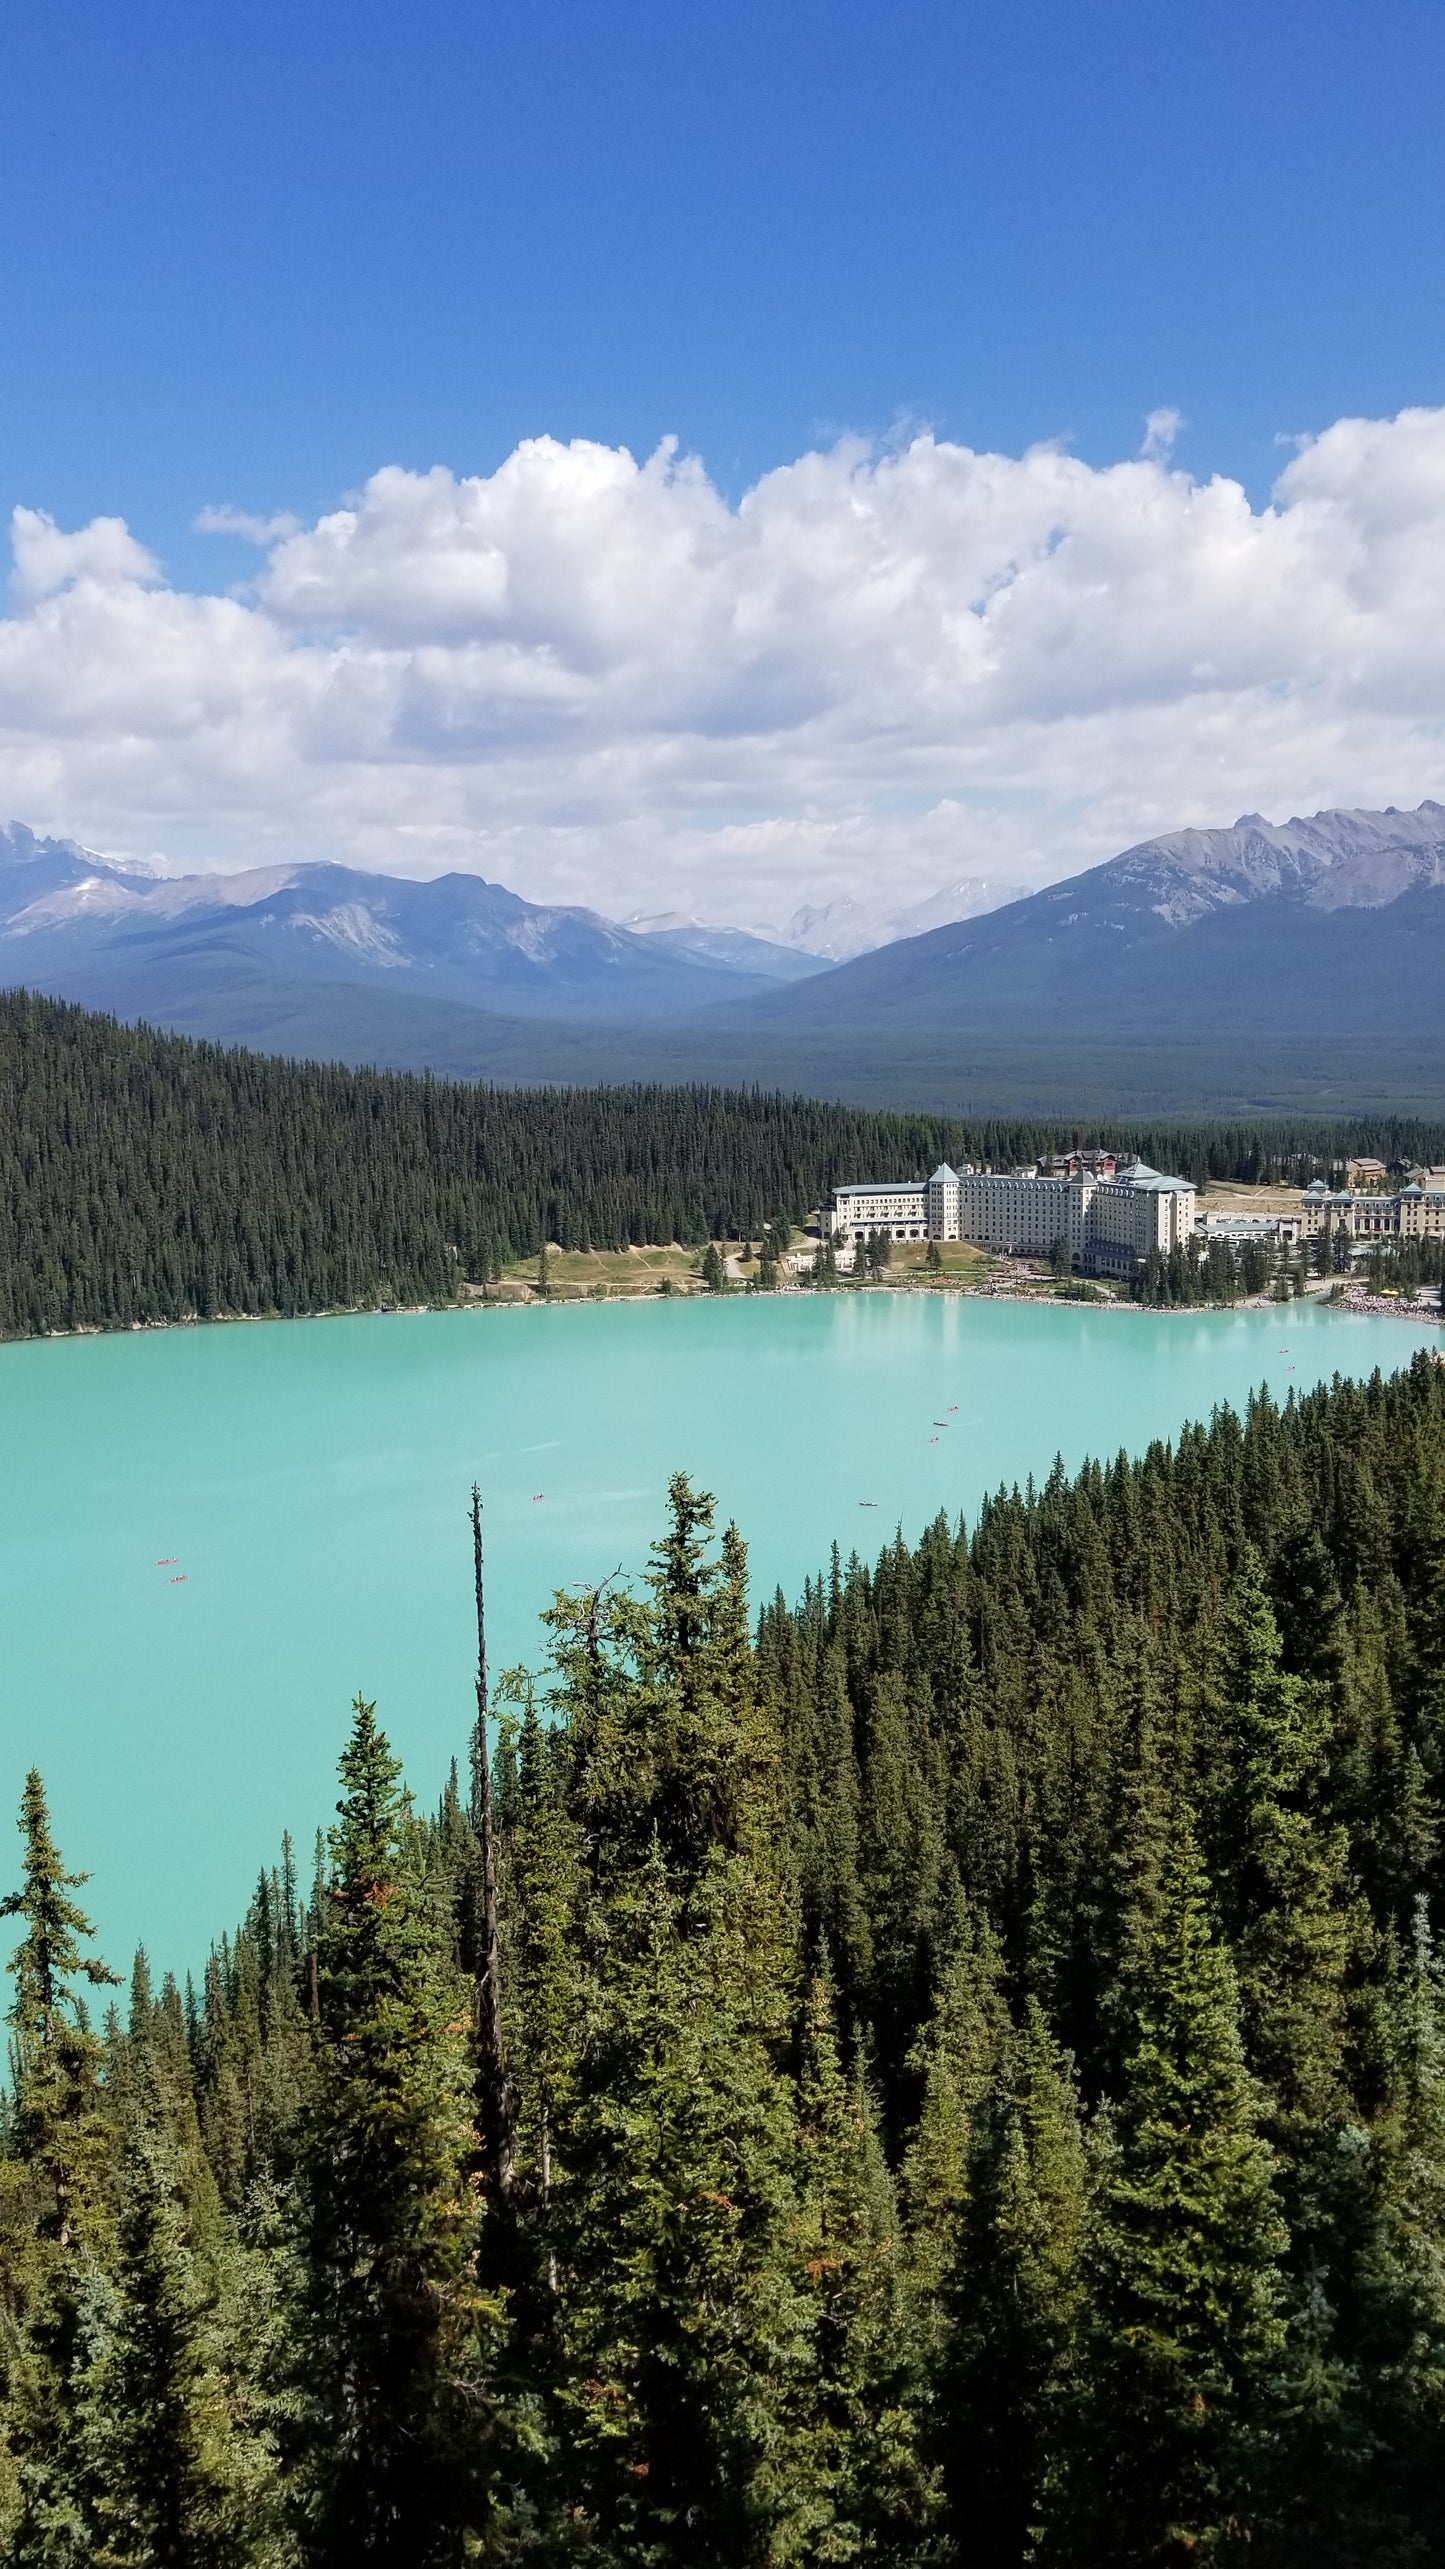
[1362,1902,1445,2548]
[541,1487,812,2563]
[503,1687,583,2330]
[643,1478,771,1874]
[937,2000,1085,2568]
[1,1771,120,2561]
[547,1830,808,2565]
[1056,1807,1287,2566]
[1267,1900,1445,2565]
[1083,1639,1176,2096]
[898,1903,1010,2315]
[790,1968,928,2558]
[80,2133,230,2569]
[2,1770,120,2256]
[1403,1479,1445,1872]
[1201,1546,1357,2150]
[798,1642,872,2007]
[294,1698,492,2565]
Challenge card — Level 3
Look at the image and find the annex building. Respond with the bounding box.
[1300,1179,1445,1243]
[826,1160,1196,1280]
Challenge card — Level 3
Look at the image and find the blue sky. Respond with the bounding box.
[2,0,1444,919]
[6,0,1443,565]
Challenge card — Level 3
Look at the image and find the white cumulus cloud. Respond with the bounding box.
[3,408,1445,924]
[9,507,162,606]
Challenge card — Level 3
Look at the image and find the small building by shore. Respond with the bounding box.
[1301,1181,1445,1243]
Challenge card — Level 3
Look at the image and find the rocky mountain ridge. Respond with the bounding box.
[746,799,1445,1032]
[1106,801,1445,924]
[0,824,816,1024]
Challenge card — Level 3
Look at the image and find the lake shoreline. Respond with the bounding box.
[13,1270,1442,1349]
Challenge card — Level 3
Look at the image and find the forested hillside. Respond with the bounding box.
[4,1353,1445,2562]
[4,988,1445,1338]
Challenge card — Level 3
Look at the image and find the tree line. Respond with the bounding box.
[1133,1232,1295,1306]
[1134,1231,1445,1310]
[4,1350,1445,2562]
[1359,1235,1445,1298]
[5,988,1445,1337]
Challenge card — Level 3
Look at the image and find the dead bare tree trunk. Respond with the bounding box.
[471,1484,514,2203]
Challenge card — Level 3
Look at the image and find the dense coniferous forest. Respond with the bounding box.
[5,988,1445,1337]
[4,1351,1445,2562]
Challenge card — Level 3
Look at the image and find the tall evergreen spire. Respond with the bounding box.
[1057,1805,1287,2565]
[82,2133,228,2568]
[2,1769,119,2250]
[938,2000,1086,2568]
[470,1485,513,2208]
[297,1696,490,2564]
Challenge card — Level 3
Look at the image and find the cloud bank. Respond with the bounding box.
[3,408,1445,922]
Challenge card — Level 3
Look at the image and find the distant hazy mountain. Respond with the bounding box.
[776,877,997,960]
[0,822,166,912]
[745,802,1445,1036]
[623,911,827,983]
[0,825,815,1026]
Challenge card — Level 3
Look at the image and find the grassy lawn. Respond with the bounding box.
[488,1243,707,1299]
[884,1240,991,1281]
[1195,1178,1307,1216]
[480,1234,1010,1301]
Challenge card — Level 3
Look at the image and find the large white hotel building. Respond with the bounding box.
[826,1160,1196,1280]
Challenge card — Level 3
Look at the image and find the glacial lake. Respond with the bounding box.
[0,1293,1437,1975]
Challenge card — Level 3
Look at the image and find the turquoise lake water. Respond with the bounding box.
[0,1293,1437,1976]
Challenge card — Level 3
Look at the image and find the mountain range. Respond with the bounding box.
[0,824,830,1026]
[743,800,1445,1032]
[3,801,1442,1114]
